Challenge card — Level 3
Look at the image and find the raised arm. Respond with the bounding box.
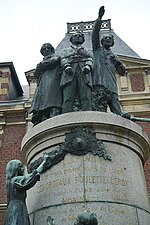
[36,153,49,174]
[14,153,49,191]
[92,6,105,53]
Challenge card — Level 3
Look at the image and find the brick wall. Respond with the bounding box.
[0,118,26,225]
[145,158,150,193]
[129,71,150,193]
[130,74,145,92]
[135,115,150,194]
[129,72,150,194]
[0,212,5,225]
[0,123,26,203]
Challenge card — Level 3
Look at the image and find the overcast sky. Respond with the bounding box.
[0,0,150,85]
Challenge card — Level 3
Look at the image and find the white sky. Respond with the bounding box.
[0,0,150,85]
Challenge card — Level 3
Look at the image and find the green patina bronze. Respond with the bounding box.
[74,211,98,225]
[92,6,126,116]
[60,32,93,113]
[4,154,48,225]
[30,43,62,126]
[130,116,150,122]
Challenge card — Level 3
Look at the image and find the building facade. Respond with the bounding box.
[0,62,28,224]
[0,21,150,225]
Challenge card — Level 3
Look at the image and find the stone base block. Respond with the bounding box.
[21,112,150,225]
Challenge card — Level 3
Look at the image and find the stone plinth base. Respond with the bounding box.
[21,112,150,225]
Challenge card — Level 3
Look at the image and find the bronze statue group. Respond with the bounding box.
[29,6,129,126]
[4,6,128,225]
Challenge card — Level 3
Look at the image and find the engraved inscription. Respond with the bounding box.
[36,154,129,206]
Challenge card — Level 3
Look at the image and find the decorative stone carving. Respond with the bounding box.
[28,127,111,172]
[62,127,111,159]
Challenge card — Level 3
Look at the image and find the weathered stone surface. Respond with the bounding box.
[137,208,150,225]
[22,112,150,225]
[29,202,150,225]
[21,112,150,164]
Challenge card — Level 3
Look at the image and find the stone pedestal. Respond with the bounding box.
[21,112,150,225]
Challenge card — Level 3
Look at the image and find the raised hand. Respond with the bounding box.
[65,66,73,75]
[43,152,49,163]
[98,6,105,19]
[82,65,91,74]
[36,153,49,174]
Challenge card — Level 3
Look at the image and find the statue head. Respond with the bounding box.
[75,211,98,225]
[40,43,55,57]
[70,32,85,45]
[46,216,55,225]
[6,160,24,181]
[101,34,114,48]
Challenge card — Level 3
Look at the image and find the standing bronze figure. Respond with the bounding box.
[92,6,126,115]
[4,155,48,225]
[30,43,62,126]
[60,32,93,113]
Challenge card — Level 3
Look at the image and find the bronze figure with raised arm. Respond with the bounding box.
[92,6,128,116]
[4,154,48,225]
